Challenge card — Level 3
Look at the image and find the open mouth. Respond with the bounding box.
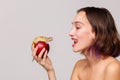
[71,38,78,47]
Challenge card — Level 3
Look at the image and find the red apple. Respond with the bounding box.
[34,41,49,57]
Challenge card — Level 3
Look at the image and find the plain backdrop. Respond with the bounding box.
[0,0,120,80]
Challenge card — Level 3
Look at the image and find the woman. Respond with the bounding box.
[32,7,120,80]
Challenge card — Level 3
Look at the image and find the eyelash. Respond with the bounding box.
[75,24,81,29]
[76,27,80,29]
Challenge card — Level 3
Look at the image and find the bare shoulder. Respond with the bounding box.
[105,58,120,80]
[106,59,120,71]
[70,59,87,80]
[73,58,87,71]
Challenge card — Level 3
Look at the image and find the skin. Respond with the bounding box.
[69,11,120,80]
[32,47,56,80]
[32,11,120,80]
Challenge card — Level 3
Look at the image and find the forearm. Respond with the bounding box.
[47,69,56,80]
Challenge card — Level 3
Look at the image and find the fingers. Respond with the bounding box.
[37,48,46,61]
[32,47,48,63]
[42,50,48,62]
[38,50,48,65]
[32,46,38,57]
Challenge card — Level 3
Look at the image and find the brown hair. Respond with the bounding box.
[77,7,120,57]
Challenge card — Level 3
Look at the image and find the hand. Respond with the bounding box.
[32,46,53,72]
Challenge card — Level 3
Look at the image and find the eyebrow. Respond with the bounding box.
[72,21,84,25]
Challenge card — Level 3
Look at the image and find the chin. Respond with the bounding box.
[73,46,86,53]
[73,49,82,53]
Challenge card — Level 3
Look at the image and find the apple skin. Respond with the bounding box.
[34,41,49,57]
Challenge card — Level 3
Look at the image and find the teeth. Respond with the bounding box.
[71,38,78,46]
[73,40,77,46]
[74,40,77,43]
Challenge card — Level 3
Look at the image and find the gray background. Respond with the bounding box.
[0,0,120,80]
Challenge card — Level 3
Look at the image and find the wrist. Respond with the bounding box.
[47,67,54,72]
[47,69,56,80]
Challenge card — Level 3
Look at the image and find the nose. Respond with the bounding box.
[68,28,74,37]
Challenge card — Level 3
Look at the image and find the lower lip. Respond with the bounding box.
[72,44,74,47]
[72,43,76,47]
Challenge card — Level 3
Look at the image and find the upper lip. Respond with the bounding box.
[71,38,77,40]
[71,38,78,43]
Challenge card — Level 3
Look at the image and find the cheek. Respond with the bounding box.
[77,30,91,40]
[77,30,94,46]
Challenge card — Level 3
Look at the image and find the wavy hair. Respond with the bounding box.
[77,7,120,57]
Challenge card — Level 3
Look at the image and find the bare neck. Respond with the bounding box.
[84,53,109,68]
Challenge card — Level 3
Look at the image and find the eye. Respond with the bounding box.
[76,27,80,29]
[75,24,81,29]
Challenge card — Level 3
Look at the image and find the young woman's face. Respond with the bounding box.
[69,11,95,53]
